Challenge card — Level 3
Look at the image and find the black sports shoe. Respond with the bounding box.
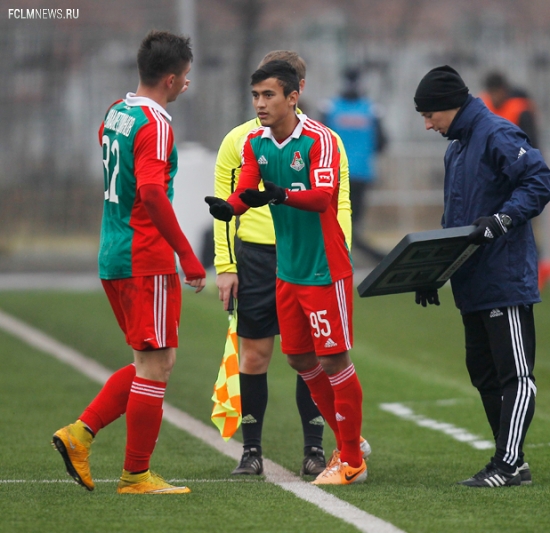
[300,447,326,476]
[517,462,532,485]
[458,463,521,487]
[231,447,263,475]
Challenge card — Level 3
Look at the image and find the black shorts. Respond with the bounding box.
[236,241,279,339]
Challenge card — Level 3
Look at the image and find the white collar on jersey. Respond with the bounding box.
[261,113,307,148]
[124,93,172,121]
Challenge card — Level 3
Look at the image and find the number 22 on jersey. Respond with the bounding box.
[102,135,120,204]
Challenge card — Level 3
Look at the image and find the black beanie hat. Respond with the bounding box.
[414,65,469,112]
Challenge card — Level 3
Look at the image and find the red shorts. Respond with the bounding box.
[101,274,181,351]
[276,276,353,356]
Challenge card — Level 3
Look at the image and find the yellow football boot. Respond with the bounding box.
[52,420,94,491]
[117,470,191,494]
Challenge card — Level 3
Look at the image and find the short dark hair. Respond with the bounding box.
[250,60,300,97]
[137,30,193,87]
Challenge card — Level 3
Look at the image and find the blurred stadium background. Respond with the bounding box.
[2,0,550,273]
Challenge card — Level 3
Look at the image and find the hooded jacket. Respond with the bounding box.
[442,95,550,314]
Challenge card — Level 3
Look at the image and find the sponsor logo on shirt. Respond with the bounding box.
[314,168,334,187]
[290,151,305,171]
[258,155,268,165]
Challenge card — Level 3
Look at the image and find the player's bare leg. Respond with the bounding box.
[240,337,274,374]
[133,347,176,382]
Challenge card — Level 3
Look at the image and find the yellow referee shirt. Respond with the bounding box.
[213,113,352,274]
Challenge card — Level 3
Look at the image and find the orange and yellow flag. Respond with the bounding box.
[211,307,241,440]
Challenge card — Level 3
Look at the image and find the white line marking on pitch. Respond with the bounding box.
[379,402,493,450]
[0,308,405,533]
[0,478,261,484]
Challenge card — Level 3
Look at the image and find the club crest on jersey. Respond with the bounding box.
[314,168,334,187]
[290,151,305,171]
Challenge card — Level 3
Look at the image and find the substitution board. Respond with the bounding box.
[357,226,478,297]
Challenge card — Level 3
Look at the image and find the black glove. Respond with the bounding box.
[205,196,234,222]
[239,181,286,208]
[415,289,440,307]
[467,215,507,245]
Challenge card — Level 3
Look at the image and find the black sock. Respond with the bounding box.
[479,389,502,442]
[296,374,324,453]
[240,372,268,454]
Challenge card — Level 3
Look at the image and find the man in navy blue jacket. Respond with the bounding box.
[414,65,550,487]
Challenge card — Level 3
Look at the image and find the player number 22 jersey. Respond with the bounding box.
[98,94,178,280]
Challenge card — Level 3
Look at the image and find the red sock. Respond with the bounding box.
[80,364,136,435]
[299,364,341,450]
[124,377,166,473]
[329,364,363,468]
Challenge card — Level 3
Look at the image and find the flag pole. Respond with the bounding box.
[211,293,241,440]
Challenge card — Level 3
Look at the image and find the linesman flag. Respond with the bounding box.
[211,297,241,440]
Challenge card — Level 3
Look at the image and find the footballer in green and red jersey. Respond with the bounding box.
[228,114,354,356]
[98,93,179,280]
[207,59,366,485]
[98,93,204,351]
[52,31,206,496]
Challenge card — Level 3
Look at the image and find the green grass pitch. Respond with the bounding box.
[0,284,549,532]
